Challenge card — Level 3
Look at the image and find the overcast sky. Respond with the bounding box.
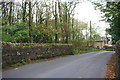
[74,0,109,36]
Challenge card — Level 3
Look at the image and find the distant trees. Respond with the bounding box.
[1,0,92,44]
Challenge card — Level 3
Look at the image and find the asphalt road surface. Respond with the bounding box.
[3,51,115,78]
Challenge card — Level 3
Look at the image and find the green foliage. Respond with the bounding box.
[72,48,105,55]
[116,40,120,45]
[14,29,29,43]
[1,0,98,47]
[71,39,90,50]
[1,22,60,43]
[1,25,16,42]
[1,22,30,43]
[2,31,14,42]
[94,1,120,44]
[32,27,56,43]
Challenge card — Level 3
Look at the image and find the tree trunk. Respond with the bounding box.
[36,3,38,26]
[71,13,74,40]
[22,0,27,22]
[58,1,63,43]
[1,1,6,25]
[9,2,12,25]
[55,2,58,43]
[65,3,68,43]
[29,0,33,43]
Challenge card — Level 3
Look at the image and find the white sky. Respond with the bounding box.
[74,1,109,36]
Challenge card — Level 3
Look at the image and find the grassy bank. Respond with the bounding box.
[72,48,106,54]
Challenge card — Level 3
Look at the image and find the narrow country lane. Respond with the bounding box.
[3,51,115,78]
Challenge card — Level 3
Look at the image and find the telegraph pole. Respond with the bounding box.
[90,21,92,41]
[89,21,92,47]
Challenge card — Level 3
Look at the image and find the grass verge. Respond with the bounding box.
[72,48,106,55]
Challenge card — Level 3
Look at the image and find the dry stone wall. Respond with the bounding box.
[2,42,73,67]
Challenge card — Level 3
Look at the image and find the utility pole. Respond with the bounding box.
[90,21,92,42]
[86,22,88,40]
[89,21,92,47]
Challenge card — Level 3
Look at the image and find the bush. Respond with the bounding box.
[70,39,91,50]
[13,29,29,43]
[1,22,55,43]
[1,24,29,43]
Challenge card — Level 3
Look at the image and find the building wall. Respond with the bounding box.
[94,41,104,48]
